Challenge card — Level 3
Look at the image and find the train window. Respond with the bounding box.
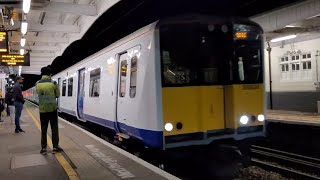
[62,80,66,96]
[130,56,137,98]
[89,68,101,97]
[120,60,127,97]
[68,78,73,96]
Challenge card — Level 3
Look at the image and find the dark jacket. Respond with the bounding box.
[13,83,25,103]
[5,92,14,106]
[0,98,4,112]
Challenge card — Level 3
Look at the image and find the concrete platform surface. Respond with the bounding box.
[0,108,68,180]
[23,102,179,180]
[267,110,320,126]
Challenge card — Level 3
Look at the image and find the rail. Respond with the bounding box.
[251,145,320,180]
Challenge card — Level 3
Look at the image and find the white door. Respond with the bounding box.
[116,53,130,133]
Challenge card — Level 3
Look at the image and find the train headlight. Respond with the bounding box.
[240,115,249,125]
[165,123,173,132]
[258,114,265,122]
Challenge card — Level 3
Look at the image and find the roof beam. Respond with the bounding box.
[5,22,80,33]
[8,1,97,16]
[29,23,80,33]
[32,2,97,16]
[251,0,320,32]
[10,35,69,44]
[11,45,60,52]
[30,52,55,58]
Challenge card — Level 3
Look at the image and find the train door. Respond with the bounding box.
[77,68,85,120]
[116,53,131,134]
[57,78,61,108]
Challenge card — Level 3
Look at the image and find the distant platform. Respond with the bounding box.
[0,102,179,180]
[267,110,320,126]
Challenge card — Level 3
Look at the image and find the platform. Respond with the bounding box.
[267,110,320,126]
[0,102,179,180]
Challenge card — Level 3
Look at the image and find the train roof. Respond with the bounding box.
[157,14,263,31]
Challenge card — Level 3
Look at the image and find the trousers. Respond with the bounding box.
[14,101,23,130]
[40,110,59,149]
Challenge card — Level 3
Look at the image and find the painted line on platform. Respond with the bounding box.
[26,101,180,180]
[25,107,79,180]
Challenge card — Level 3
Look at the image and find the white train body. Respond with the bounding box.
[25,15,266,150]
[27,23,164,149]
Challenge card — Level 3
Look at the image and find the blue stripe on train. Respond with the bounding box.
[59,109,163,149]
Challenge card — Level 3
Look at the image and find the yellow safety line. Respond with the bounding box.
[25,107,79,180]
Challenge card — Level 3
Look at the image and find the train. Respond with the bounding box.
[24,14,266,151]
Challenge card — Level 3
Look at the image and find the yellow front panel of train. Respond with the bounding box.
[225,84,264,129]
[162,86,225,136]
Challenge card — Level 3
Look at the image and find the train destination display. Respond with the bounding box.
[0,54,30,66]
[0,32,8,53]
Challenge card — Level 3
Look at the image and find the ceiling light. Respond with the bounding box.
[270,35,297,43]
[285,25,296,28]
[21,21,28,35]
[20,38,26,47]
[20,49,24,55]
[23,0,31,14]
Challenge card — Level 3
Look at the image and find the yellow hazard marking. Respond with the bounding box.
[26,107,79,180]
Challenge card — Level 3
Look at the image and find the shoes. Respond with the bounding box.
[18,129,25,133]
[52,147,63,154]
[40,148,47,155]
[15,129,19,133]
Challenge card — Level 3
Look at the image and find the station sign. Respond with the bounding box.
[0,53,30,66]
[0,32,8,53]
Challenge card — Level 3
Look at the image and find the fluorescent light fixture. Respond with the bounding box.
[23,0,31,14]
[20,49,25,55]
[271,35,297,43]
[285,25,295,28]
[21,21,28,35]
[20,38,26,47]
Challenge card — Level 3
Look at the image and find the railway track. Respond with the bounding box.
[251,145,320,180]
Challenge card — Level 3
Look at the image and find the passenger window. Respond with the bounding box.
[62,80,66,96]
[89,68,101,97]
[119,60,128,97]
[68,78,73,96]
[130,56,137,98]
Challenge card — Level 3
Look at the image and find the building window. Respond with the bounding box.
[119,60,127,97]
[130,56,137,98]
[89,68,101,97]
[68,78,73,96]
[280,53,312,81]
[62,80,66,96]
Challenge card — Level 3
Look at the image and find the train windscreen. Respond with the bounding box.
[159,22,263,86]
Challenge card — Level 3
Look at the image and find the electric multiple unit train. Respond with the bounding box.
[25,15,265,150]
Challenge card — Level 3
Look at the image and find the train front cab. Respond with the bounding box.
[158,17,265,149]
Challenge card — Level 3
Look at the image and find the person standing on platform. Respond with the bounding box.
[36,66,62,154]
[5,88,15,124]
[13,76,25,133]
[0,95,5,122]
